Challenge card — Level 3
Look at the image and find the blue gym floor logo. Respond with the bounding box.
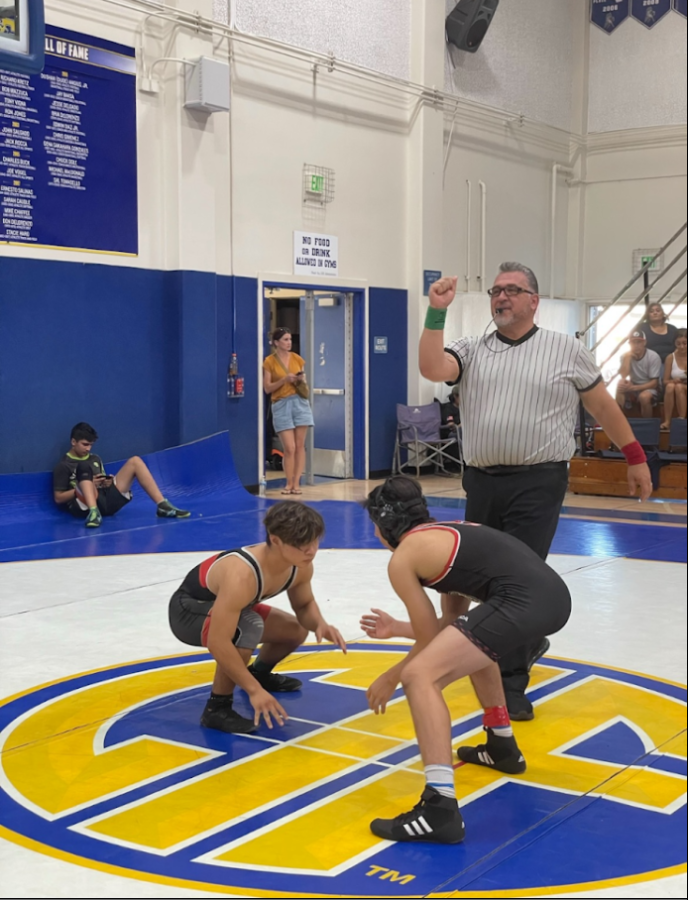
[0,644,685,897]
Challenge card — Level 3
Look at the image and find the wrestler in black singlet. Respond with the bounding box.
[169,547,298,648]
[409,522,571,660]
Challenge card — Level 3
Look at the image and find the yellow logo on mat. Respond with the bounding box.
[0,646,685,898]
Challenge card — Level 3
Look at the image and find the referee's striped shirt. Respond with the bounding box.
[446,326,602,468]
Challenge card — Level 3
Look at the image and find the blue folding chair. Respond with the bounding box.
[392,403,462,477]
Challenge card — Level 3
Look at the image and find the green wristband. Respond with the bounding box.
[425,307,447,330]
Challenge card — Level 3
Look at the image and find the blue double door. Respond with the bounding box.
[300,292,353,479]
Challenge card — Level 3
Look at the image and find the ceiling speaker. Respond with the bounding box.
[446,0,500,53]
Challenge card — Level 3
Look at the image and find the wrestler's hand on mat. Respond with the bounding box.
[315,623,348,653]
[429,276,458,310]
[248,688,289,730]
[360,608,396,640]
[628,462,653,501]
[367,673,398,715]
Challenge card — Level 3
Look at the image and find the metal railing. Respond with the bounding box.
[578,221,687,376]
[576,222,687,456]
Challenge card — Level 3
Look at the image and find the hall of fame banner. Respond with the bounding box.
[0,26,137,254]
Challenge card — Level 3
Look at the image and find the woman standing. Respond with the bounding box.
[661,329,688,431]
[263,328,314,495]
[644,302,679,363]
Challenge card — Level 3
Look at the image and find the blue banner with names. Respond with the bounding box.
[631,0,672,26]
[0,26,138,254]
[591,0,630,32]
[674,0,687,17]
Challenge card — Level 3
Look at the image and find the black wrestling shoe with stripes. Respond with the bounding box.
[200,700,256,735]
[457,729,527,775]
[247,665,303,693]
[370,787,465,844]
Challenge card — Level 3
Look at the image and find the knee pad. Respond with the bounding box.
[234,609,265,650]
[76,462,94,482]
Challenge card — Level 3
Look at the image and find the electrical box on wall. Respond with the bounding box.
[184,56,230,113]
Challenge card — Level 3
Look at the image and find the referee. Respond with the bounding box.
[419,262,652,720]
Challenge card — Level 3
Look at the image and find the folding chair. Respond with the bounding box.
[392,403,462,477]
[599,418,661,459]
[659,418,688,464]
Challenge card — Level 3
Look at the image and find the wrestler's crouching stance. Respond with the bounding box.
[169,502,346,734]
[362,476,571,844]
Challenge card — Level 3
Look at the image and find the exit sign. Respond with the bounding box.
[633,249,664,276]
[310,175,325,194]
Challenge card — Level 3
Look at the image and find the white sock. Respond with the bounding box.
[424,764,456,800]
[492,724,514,738]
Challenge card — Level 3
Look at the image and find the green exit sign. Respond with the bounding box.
[310,175,325,194]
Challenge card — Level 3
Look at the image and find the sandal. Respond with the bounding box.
[660,423,670,432]
[290,489,303,495]
[281,489,293,495]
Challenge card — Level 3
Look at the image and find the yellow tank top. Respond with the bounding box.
[263,353,306,402]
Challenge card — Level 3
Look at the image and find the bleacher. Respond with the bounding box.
[570,416,687,500]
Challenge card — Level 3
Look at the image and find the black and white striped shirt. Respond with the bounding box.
[446,327,602,468]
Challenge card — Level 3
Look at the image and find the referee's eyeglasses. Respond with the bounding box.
[487,285,536,299]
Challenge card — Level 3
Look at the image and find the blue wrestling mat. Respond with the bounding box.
[0,433,685,564]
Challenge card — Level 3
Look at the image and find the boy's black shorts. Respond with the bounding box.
[64,484,132,518]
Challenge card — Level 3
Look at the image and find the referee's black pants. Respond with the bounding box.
[463,462,569,700]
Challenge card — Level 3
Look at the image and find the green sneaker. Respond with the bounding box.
[157,500,190,519]
[85,508,102,528]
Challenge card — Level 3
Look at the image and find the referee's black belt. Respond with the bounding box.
[472,461,568,477]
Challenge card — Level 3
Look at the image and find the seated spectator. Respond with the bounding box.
[615,330,662,418]
[661,329,688,432]
[644,302,679,363]
[439,384,461,429]
[53,422,190,528]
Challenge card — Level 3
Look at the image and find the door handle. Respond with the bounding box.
[313,389,345,396]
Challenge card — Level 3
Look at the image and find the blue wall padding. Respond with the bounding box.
[174,269,220,447]
[0,255,405,484]
[0,432,255,554]
[368,288,409,472]
[222,277,260,485]
[0,257,180,472]
[0,258,260,486]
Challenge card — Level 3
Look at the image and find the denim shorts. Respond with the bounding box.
[272,395,314,433]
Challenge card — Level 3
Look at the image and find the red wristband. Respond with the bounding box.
[621,441,647,466]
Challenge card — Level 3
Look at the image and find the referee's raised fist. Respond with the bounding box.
[429,277,458,309]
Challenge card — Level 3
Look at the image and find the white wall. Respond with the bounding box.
[228,42,409,286]
[4,1,685,312]
[580,129,687,301]
[2,0,411,288]
[444,0,583,133]
[588,13,687,133]
[229,0,412,82]
[442,120,573,301]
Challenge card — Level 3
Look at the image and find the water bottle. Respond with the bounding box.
[259,475,267,498]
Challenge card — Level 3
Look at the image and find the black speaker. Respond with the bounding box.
[446,0,500,53]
